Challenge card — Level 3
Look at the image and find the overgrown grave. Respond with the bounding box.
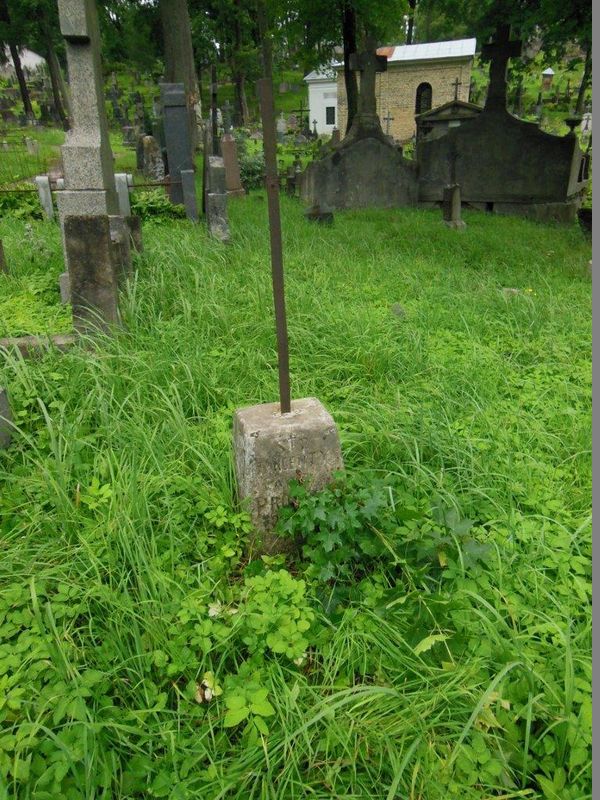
[232,6,343,552]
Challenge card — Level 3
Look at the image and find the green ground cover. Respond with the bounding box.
[0,201,592,799]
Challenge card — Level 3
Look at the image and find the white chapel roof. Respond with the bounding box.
[305,37,476,82]
[385,38,476,62]
[304,67,337,82]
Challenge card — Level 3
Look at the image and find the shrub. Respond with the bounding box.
[130,189,186,220]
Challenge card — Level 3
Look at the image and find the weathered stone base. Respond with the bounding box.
[0,387,12,449]
[299,136,418,210]
[59,272,71,304]
[233,397,344,548]
[444,219,467,229]
[0,334,77,359]
[126,215,143,253]
[468,200,579,225]
[63,215,120,335]
[206,193,231,242]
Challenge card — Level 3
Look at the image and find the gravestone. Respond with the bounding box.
[276,113,287,143]
[233,76,343,546]
[180,170,199,222]
[442,184,466,229]
[0,388,13,450]
[205,155,230,242]
[136,133,145,170]
[234,398,344,535]
[417,24,588,223]
[114,172,131,216]
[64,215,120,334]
[202,124,213,214]
[300,38,418,210]
[286,165,296,196]
[160,82,194,205]
[122,125,135,146]
[142,135,165,181]
[56,0,133,326]
[220,133,245,197]
[35,176,54,219]
[331,127,340,146]
[581,113,592,138]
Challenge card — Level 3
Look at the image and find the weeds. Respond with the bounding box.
[0,200,591,798]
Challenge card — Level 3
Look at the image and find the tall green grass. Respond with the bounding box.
[0,201,591,798]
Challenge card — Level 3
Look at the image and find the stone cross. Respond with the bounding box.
[56,0,130,334]
[56,0,119,219]
[451,77,462,101]
[382,111,394,135]
[481,24,522,112]
[442,184,466,229]
[349,39,387,127]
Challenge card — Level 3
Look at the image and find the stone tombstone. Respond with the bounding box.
[301,38,419,211]
[0,388,13,450]
[142,135,165,182]
[122,124,135,146]
[276,112,287,143]
[26,137,40,155]
[581,113,592,137]
[331,127,340,146]
[35,176,54,219]
[136,133,145,170]
[442,184,466,229]
[220,133,245,197]
[286,164,296,196]
[56,0,130,326]
[63,215,120,334]
[160,82,193,206]
[233,398,344,537]
[206,155,230,242]
[114,172,131,216]
[180,169,199,222]
[417,24,589,224]
[56,0,119,220]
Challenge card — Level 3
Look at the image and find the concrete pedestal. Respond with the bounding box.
[233,397,344,546]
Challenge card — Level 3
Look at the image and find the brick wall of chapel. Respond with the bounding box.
[336,58,473,143]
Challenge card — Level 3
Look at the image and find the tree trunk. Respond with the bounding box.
[160,0,200,150]
[46,42,70,130]
[341,3,358,134]
[233,72,249,127]
[9,43,35,120]
[406,0,416,44]
[232,0,249,126]
[575,44,591,115]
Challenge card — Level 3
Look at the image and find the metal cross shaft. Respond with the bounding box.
[257,76,291,413]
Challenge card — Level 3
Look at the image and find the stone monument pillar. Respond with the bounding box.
[56,0,132,333]
[160,82,194,206]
